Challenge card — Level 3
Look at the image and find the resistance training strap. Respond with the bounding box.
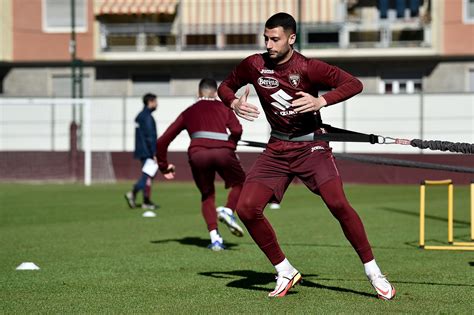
[270,124,379,144]
[319,124,380,144]
[251,124,474,154]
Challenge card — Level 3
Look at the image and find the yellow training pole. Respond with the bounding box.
[424,245,474,251]
[424,179,453,185]
[448,183,454,244]
[452,181,474,246]
[452,242,474,246]
[419,184,425,248]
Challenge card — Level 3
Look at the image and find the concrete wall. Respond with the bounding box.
[424,61,474,92]
[358,77,379,93]
[171,79,202,96]
[3,68,51,96]
[3,67,96,97]
[94,78,130,97]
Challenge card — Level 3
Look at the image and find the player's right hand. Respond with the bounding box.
[163,164,175,180]
[231,85,260,121]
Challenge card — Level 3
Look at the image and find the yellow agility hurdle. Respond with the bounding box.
[419,179,474,251]
[453,180,474,246]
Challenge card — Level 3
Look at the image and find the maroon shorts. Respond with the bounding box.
[189,147,246,196]
[245,138,340,202]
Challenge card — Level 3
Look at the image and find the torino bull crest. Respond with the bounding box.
[289,74,300,88]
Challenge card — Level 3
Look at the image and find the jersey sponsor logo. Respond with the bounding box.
[279,110,297,116]
[258,76,279,89]
[270,89,297,116]
[260,69,275,74]
[270,89,292,111]
[289,74,300,88]
[311,145,325,152]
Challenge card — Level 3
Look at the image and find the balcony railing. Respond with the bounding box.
[99,20,431,53]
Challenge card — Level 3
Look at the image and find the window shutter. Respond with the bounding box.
[45,0,86,29]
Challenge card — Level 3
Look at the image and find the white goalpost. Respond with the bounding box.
[81,98,92,186]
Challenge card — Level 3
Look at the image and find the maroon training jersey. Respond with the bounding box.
[156,99,242,172]
[218,51,363,137]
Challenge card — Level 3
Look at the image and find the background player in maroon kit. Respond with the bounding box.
[218,13,396,299]
[156,78,245,251]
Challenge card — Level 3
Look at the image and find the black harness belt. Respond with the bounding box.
[270,124,380,144]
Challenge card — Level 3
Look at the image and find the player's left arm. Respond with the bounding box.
[291,60,363,113]
[218,57,260,121]
[156,114,185,178]
[218,58,250,106]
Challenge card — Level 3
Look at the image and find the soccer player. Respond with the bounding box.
[124,93,159,210]
[156,78,246,251]
[218,13,396,299]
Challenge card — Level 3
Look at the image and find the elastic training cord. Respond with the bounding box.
[278,124,474,154]
[410,139,474,154]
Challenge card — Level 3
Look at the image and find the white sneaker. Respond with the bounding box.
[141,202,157,210]
[269,203,281,210]
[369,274,396,300]
[268,269,302,297]
[216,206,244,237]
[208,239,225,251]
[124,191,136,208]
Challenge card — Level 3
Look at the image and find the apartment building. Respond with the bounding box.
[0,0,473,97]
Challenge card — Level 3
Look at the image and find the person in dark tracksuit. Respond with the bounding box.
[124,93,158,210]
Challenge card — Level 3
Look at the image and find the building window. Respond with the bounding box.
[391,29,424,46]
[349,31,380,48]
[307,32,339,48]
[379,79,422,94]
[185,35,216,48]
[225,34,257,47]
[43,0,87,33]
[464,0,474,23]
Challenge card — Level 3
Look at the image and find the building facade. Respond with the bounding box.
[0,0,473,97]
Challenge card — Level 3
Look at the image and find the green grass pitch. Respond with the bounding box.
[1,182,473,313]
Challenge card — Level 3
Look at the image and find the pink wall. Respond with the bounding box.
[112,152,473,185]
[443,0,474,55]
[13,0,94,61]
[1,152,472,185]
